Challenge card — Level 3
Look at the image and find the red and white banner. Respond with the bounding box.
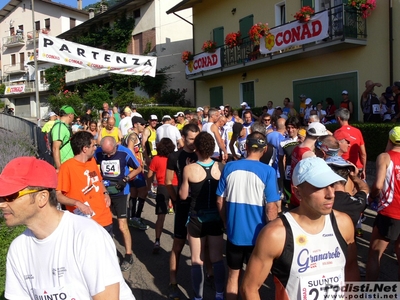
[38,34,157,77]
[260,10,329,54]
[185,48,221,75]
[5,85,25,95]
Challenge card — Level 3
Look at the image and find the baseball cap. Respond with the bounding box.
[48,112,57,117]
[334,130,352,143]
[196,107,204,112]
[389,127,400,145]
[305,98,312,105]
[298,128,306,138]
[124,107,132,113]
[342,90,348,95]
[292,157,345,187]
[184,109,191,115]
[275,106,282,110]
[60,105,76,116]
[174,112,184,117]
[307,122,328,137]
[385,86,393,97]
[150,114,158,121]
[393,81,400,89]
[246,137,267,149]
[131,116,146,125]
[241,102,248,107]
[0,157,58,196]
[326,156,356,172]
[299,94,306,98]
[162,115,172,121]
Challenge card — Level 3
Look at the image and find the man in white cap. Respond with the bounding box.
[242,157,358,300]
[240,102,248,119]
[119,107,133,136]
[156,115,183,151]
[289,122,328,207]
[174,111,186,131]
[303,98,315,125]
[196,107,204,122]
[0,157,135,299]
[41,112,58,133]
[340,90,354,117]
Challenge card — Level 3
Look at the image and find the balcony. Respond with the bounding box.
[187,4,367,79]
[26,30,40,45]
[4,63,26,74]
[3,80,50,94]
[2,34,25,48]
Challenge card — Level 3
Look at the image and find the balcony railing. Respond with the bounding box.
[4,63,26,74]
[188,4,366,78]
[26,29,50,45]
[2,34,25,48]
[3,80,50,93]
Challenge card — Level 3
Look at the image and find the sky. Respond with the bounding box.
[50,0,99,9]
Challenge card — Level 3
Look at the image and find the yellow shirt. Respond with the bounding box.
[101,127,120,143]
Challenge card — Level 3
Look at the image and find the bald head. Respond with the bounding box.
[276,118,286,131]
[100,136,117,156]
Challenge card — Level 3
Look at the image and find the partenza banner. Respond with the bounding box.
[260,10,329,54]
[5,85,25,95]
[185,48,221,75]
[38,34,157,77]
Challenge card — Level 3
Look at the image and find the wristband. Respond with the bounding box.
[123,176,130,182]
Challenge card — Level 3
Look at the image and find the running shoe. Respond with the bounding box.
[120,255,133,272]
[168,283,180,299]
[129,217,149,230]
[153,241,160,254]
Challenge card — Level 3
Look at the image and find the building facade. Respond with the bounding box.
[61,0,194,104]
[168,0,399,121]
[0,0,88,118]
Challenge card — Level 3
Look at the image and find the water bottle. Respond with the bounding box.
[151,179,158,194]
[103,180,110,187]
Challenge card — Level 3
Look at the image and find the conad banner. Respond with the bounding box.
[38,34,157,77]
[5,85,25,95]
[185,48,221,75]
[260,10,329,54]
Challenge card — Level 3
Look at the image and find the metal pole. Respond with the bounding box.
[32,0,40,126]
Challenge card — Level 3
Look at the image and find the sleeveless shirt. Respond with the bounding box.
[272,212,347,300]
[101,127,120,143]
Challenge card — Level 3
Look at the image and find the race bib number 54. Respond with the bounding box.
[101,160,121,177]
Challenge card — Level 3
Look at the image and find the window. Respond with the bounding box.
[239,15,253,39]
[35,21,40,31]
[11,54,16,65]
[133,9,140,18]
[19,52,24,64]
[241,82,255,107]
[275,2,286,26]
[45,18,50,29]
[210,86,223,107]
[70,18,76,29]
[213,27,224,47]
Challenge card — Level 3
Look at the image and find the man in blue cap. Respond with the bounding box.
[242,157,359,300]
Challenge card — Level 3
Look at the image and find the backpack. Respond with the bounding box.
[44,121,71,164]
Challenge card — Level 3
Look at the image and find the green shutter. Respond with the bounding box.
[242,82,255,107]
[210,86,223,107]
[213,27,224,47]
[239,15,254,39]
[301,0,314,7]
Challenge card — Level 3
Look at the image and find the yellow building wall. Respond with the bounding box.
[191,0,398,121]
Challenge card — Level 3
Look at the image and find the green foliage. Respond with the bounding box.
[139,66,172,98]
[160,88,191,107]
[47,91,85,117]
[0,84,5,95]
[82,84,111,110]
[44,65,73,93]
[72,15,135,53]
[110,73,139,94]
[113,91,154,109]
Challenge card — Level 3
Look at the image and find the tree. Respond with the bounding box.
[44,65,73,93]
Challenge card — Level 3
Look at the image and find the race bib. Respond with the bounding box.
[285,165,292,180]
[33,286,73,300]
[372,104,380,114]
[151,140,156,150]
[101,160,121,177]
[299,269,345,300]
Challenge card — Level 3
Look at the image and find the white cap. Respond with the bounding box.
[48,112,57,117]
[150,114,158,120]
[174,111,184,117]
[162,115,172,121]
[342,90,348,95]
[219,105,225,111]
[197,107,204,112]
[305,98,312,105]
[241,102,248,106]
[307,122,328,137]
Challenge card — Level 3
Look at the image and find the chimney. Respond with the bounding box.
[88,8,95,19]
[77,0,82,10]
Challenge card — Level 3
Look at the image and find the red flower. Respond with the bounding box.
[225,31,241,48]
[202,40,217,53]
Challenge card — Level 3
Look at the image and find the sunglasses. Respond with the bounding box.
[0,189,41,203]
[263,118,271,122]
